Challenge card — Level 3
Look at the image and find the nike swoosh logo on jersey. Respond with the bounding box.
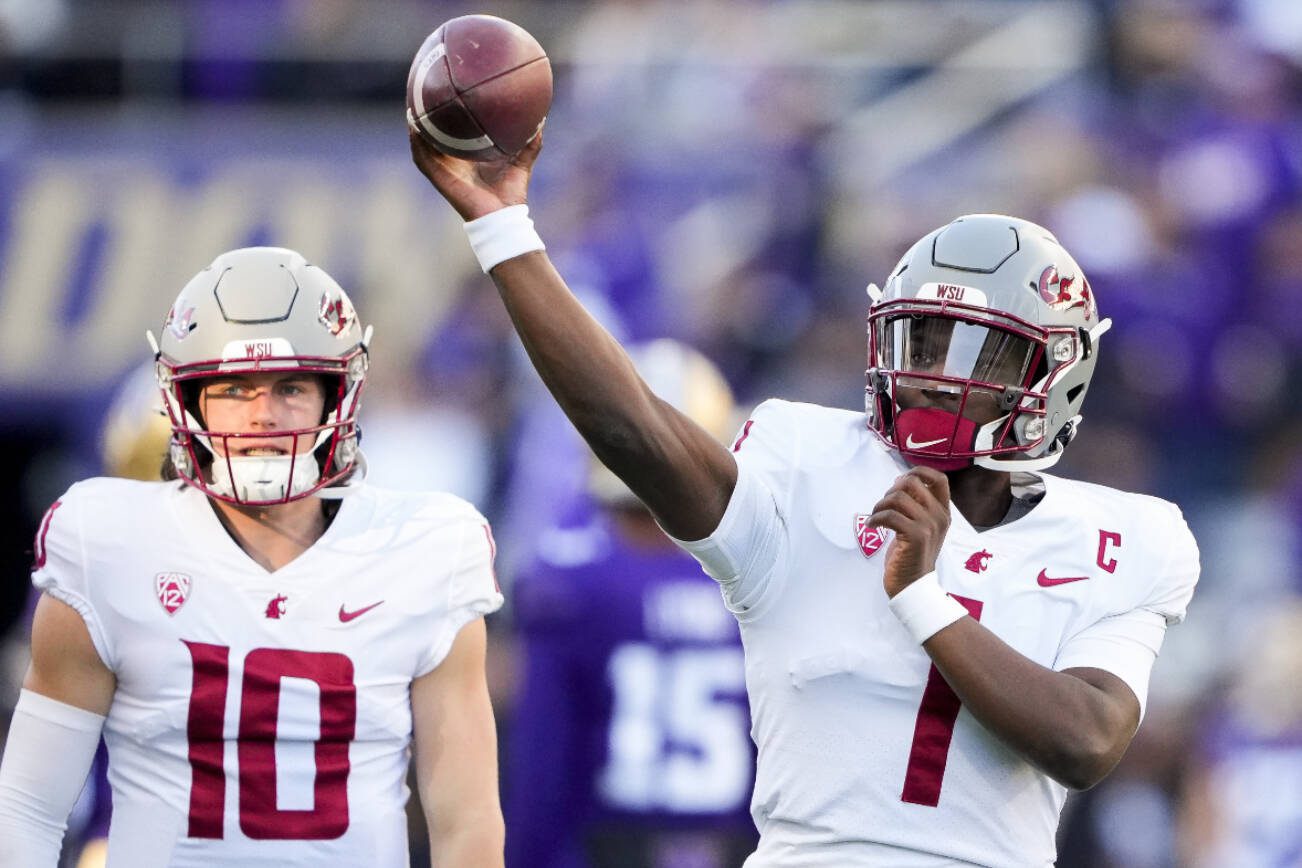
[338,601,384,622]
[905,434,948,449]
[1036,569,1089,587]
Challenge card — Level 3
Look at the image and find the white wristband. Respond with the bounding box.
[887,571,969,644]
[463,204,546,273]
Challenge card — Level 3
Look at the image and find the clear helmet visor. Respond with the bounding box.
[880,315,1037,390]
[876,316,1038,422]
[868,314,1046,470]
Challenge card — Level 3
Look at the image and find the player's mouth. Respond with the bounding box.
[237,446,290,457]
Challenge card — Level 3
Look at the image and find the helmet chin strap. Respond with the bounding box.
[316,451,367,499]
[895,407,1078,474]
[194,415,366,504]
[971,414,1081,472]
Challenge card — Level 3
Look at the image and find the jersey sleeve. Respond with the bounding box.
[1053,502,1201,716]
[669,399,794,619]
[1138,502,1201,625]
[1052,608,1166,717]
[415,513,505,677]
[30,486,115,670]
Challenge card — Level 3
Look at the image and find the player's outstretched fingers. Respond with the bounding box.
[409,127,457,184]
[512,123,544,171]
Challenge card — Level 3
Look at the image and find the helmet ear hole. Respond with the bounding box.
[1079,326,1094,359]
[1067,384,1085,404]
[319,374,343,419]
[180,381,205,428]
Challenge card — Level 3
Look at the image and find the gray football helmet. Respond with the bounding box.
[147,247,372,505]
[865,214,1111,472]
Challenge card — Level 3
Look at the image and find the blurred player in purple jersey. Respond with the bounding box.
[507,340,757,868]
[1178,602,1302,866]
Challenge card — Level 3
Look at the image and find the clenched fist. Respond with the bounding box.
[867,466,952,598]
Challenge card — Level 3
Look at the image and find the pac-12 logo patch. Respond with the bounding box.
[854,515,890,559]
[155,572,192,615]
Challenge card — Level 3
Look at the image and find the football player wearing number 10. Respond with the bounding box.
[411,126,1201,867]
[0,248,506,867]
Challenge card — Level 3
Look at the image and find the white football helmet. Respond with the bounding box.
[148,247,372,505]
[866,214,1111,472]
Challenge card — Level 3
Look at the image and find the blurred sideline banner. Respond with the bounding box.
[0,108,476,404]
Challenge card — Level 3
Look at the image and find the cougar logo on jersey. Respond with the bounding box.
[155,572,191,615]
[854,514,890,559]
[265,593,288,619]
[965,550,993,573]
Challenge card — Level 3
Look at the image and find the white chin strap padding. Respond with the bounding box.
[317,450,367,500]
[973,413,1083,472]
[211,453,322,503]
[205,423,344,503]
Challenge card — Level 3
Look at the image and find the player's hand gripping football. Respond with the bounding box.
[409,125,541,222]
[867,466,952,597]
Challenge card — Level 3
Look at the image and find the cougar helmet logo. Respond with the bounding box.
[318,292,357,337]
[165,304,197,341]
[1036,266,1060,305]
[1037,266,1095,321]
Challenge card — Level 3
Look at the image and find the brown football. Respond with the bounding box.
[406,14,552,161]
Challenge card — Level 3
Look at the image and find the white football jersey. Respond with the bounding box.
[676,400,1200,867]
[31,478,503,868]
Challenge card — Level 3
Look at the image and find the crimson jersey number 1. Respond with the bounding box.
[901,594,983,807]
[183,641,357,839]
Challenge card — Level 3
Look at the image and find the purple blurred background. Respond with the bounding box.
[0,1,1299,865]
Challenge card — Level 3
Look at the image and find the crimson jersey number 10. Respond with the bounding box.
[183,641,357,839]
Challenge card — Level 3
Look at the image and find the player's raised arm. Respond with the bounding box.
[410,129,737,541]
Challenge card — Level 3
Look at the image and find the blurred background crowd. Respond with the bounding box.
[0,0,1299,866]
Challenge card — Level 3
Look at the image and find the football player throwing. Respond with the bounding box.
[411,128,1199,868]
